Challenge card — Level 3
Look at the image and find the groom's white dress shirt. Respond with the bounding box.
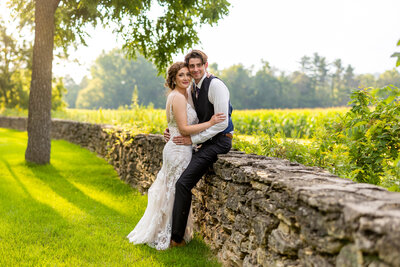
[187,73,231,145]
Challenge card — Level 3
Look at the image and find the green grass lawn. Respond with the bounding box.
[0,128,220,266]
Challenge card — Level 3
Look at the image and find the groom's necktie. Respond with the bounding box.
[195,86,200,99]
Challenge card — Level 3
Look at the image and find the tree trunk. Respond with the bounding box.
[25,0,60,164]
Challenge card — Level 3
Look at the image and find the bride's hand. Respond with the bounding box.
[206,72,213,78]
[210,113,226,125]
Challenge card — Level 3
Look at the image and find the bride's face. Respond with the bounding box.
[175,67,191,89]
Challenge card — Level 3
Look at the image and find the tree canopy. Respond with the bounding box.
[8,0,230,71]
[7,0,231,164]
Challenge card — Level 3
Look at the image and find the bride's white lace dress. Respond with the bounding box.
[127,91,196,250]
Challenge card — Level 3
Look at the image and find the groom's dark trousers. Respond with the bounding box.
[171,133,231,242]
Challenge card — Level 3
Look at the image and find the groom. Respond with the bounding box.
[168,50,234,247]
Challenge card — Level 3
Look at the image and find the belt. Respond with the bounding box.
[222,133,233,139]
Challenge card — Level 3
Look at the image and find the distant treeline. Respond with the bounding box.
[1,28,399,110]
[217,58,400,109]
[64,49,166,110]
[64,50,400,110]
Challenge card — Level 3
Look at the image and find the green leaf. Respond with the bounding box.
[391,52,400,58]
[385,95,396,104]
[370,87,380,97]
[353,121,367,127]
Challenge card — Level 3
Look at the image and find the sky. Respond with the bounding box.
[1,0,400,83]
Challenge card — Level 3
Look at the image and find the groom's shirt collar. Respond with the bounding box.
[194,73,207,89]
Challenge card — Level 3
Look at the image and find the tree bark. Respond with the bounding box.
[25,0,60,164]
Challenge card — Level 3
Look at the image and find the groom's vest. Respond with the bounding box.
[191,75,234,134]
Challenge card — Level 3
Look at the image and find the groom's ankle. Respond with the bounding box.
[171,234,182,243]
[170,239,186,248]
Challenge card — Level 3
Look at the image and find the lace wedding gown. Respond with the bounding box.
[127,92,197,250]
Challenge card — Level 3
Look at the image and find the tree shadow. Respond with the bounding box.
[0,157,68,238]
[2,157,32,198]
[50,139,135,199]
[26,162,123,220]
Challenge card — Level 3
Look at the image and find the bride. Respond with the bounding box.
[127,62,225,250]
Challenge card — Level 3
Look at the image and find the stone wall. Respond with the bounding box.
[2,116,400,267]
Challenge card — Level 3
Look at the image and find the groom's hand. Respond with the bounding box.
[163,128,170,142]
[173,135,192,145]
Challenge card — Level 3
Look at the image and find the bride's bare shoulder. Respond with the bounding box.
[171,92,187,105]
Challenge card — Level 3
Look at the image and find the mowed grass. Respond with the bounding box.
[0,128,220,266]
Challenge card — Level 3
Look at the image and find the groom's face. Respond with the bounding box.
[188,58,208,83]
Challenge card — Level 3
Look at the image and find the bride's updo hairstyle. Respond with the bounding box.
[165,61,187,90]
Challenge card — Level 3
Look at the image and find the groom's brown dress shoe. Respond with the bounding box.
[170,239,186,248]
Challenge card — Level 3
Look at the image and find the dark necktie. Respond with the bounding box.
[195,86,200,99]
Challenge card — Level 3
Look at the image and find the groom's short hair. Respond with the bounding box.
[185,50,208,65]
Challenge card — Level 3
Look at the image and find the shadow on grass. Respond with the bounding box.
[0,157,68,241]
[2,157,32,198]
[50,139,134,199]
[26,162,124,220]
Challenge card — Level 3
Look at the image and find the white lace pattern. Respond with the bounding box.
[127,91,197,250]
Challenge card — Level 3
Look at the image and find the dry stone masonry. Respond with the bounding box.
[2,116,400,266]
